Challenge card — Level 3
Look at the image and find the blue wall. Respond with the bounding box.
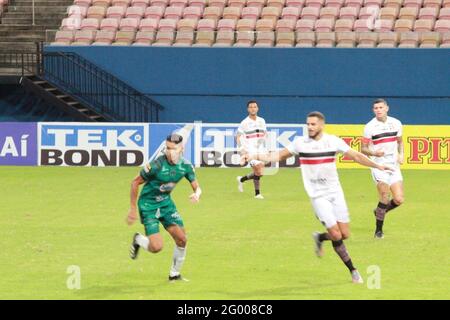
[44,46,450,124]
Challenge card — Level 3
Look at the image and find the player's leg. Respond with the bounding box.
[132,232,163,253]
[130,209,164,259]
[237,165,256,193]
[253,162,264,199]
[312,194,362,283]
[166,225,187,280]
[333,222,363,283]
[161,202,188,281]
[374,181,390,238]
[311,197,334,257]
[386,180,404,213]
[371,169,391,238]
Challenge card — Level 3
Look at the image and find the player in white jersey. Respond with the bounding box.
[236,100,267,199]
[245,112,394,284]
[362,99,405,239]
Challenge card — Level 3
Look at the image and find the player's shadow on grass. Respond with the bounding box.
[208,282,351,299]
[75,281,167,300]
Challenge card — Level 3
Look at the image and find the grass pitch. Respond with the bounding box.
[0,166,449,300]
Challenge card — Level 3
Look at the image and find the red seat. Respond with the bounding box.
[126,7,145,19]
[92,30,116,45]
[119,18,141,31]
[81,18,100,30]
[295,19,315,31]
[145,6,165,20]
[158,18,178,31]
[139,18,160,31]
[281,7,301,20]
[315,18,335,31]
[197,18,218,30]
[100,18,120,31]
[107,6,126,19]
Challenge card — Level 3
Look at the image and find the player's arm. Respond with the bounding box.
[127,174,145,225]
[185,164,201,203]
[361,138,384,157]
[344,149,394,171]
[247,148,293,163]
[397,136,404,165]
[236,132,243,148]
[189,180,202,203]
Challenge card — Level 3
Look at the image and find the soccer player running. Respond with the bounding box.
[361,99,404,239]
[126,133,202,281]
[236,100,267,199]
[245,112,394,283]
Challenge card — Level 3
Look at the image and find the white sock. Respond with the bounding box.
[169,246,186,277]
[136,234,149,251]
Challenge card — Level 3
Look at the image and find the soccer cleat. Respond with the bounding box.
[169,274,189,282]
[129,233,140,260]
[312,232,324,257]
[237,176,244,192]
[254,194,264,200]
[351,270,364,284]
[374,231,384,239]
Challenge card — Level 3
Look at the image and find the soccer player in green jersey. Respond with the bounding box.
[126,133,202,281]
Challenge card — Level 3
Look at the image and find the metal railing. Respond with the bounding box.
[1,43,162,122]
[0,47,41,76]
[42,51,163,122]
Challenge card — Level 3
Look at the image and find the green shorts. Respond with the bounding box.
[138,200,184,236]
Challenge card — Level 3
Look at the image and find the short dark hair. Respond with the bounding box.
[247,100,258,108]
[373,98,388,106]
[307,111,325,122]
[166,133,183,144]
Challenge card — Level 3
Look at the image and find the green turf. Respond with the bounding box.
[0,166,449,300]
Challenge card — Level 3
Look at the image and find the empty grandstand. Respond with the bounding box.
[48,0,450,47]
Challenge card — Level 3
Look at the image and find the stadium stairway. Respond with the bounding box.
[0,0,72,53]
[21,75,110,121]
[0,83,75,121]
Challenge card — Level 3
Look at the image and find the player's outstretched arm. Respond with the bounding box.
[344,149,394,171]
[246,148,293,163]
[189,180,202,203]
[127,175,145,225]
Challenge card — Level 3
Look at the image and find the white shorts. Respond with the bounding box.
[310,191,350,229]
[249,159,263,167]
[371,167,403,186]
[247,151,266,168]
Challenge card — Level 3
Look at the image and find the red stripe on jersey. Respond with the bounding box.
[372,137,397,145]
[245,133,265,139]
[299,158,335,165]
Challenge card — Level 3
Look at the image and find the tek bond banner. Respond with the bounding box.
[38,123,149,167]
[147,123,306,168]
[327,125,450,170]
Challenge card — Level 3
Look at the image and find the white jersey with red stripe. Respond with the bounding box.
[363,116,402,167]
[237,116,267,154]
[287,133,350,198]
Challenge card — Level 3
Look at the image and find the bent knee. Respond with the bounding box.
[393,196,404,205]
[149,244,163,253]
[176,237,187,248]
[328,230,342,241]
[341,232,350,240]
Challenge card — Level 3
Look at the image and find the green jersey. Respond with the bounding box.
[138,155,196,209]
